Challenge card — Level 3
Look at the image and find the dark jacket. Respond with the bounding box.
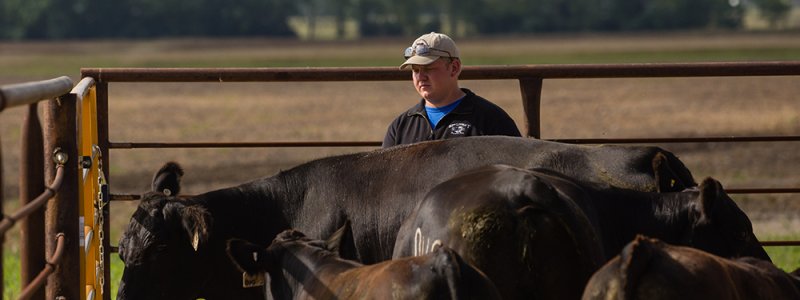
[382,88,521,147]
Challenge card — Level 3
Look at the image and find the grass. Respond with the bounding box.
[1,32,799,296]
[766,234,800,272]
[3,247,21,299]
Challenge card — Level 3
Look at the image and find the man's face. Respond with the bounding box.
[411,58,456,105]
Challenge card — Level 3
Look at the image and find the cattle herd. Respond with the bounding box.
[114,136,800,300]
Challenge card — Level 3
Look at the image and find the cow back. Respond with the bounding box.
[394,164,605,300]
[583,235,800,300]
[287,136,693,263]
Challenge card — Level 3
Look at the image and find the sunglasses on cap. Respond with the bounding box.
[403,44,453,59]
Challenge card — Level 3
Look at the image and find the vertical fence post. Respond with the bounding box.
[0,117,4,300]
[96,81,112,299]
[21,102,46,300]
[518,78,543,139]
[44,94,79,299]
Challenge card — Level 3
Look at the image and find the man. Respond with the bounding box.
[382,32,521,148]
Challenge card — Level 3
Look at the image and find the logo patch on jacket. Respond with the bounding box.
[447,122,471,135]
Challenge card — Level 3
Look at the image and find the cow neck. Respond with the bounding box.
[201,180,291,242]
[638,191,696,240]
[600,188,694,243]
[268,169,308,223]
[280,244,360,299]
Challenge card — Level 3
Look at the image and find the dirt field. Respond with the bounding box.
[1,32,798,245]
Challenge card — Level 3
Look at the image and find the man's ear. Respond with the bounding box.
[450,59,462,77]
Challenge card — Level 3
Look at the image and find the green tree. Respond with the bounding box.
[752,0,792,29]
[331,0,349,39]
[352,0,402,37]
[0,0,53,39]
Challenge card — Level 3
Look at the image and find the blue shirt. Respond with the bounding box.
[425,98,463,128]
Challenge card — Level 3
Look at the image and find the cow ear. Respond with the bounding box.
[165,202,213,251]
[152,162,184,196]
[619,235,658,299]
[698,177,723,220]
[652,152,674,193]
[325,220,357,260]
[651,151,697,192]
[184,205,212,251]
[227,239,269,274]
[652,152,686,192]
[325,220,350,251]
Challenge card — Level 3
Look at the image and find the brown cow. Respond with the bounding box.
[583,235,800,300]
[226,223,501,300]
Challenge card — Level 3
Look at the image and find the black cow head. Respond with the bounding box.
[116,162,213,300]
[685,177,771,261]
[117,191,212,300]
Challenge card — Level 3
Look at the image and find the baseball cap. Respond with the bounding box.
[400,32,460,70]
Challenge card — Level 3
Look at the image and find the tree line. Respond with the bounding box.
[0,0,793,40]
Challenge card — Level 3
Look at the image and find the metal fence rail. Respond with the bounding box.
[0,77,75,300]
[78,62,800,298]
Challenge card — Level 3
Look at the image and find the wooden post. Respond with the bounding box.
[518,78,543,138]
[44,94,79,300]
[21,103,46,300]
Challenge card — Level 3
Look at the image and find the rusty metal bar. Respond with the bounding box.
[108,185,800,202]
[21,102,46,300]
[110,194,139,201]
[762,241,800,247]
[18,233,65,300]
[0,165,64,235]
[519,78,543,138]
[107,135,800,149]
[0,77,73,111]
[44,94,79,300]
[80,62,800,83]
[110,141,380,149]
[550,136,800,144]
[726,188,800,194]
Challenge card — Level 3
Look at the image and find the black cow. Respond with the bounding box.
[393,164,605,300]
[575,173,770,262]
[117,136,696,299]
[393,164,770,300]
[226,224,502,300]
[583,235,800,300]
